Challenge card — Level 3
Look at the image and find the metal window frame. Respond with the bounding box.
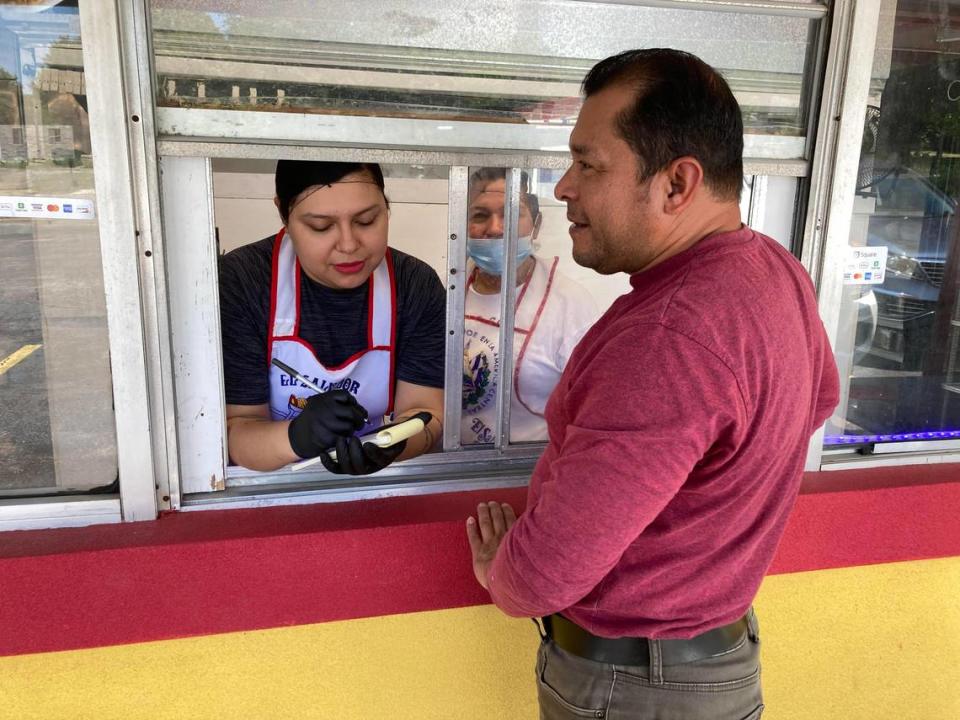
[155,108,807,162]
[0,497,121,532]
[565,0,828,18]
[117,0,182,512]
[820,448,960,471]
[145,0,960,496]
[0,0,167,531]
[0,0,176,528]
[155,4,862,503]
[167,151,824,506]
[159,156,227,496]
[166,152,553,503]
[10,0,954,531]
[443,167,469,450]
[156,139,808,178]
[147,0,827,159]
[796,0,884,471]
[494,169,523,450]
[71,0,167,521]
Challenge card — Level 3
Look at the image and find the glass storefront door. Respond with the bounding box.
[826,0,960,447]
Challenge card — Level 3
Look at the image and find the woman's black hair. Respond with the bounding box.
[274,160,388,223]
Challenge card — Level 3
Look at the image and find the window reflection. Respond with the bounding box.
[0,2,116,493]
[827,1,960,446]
[151,0,818,154]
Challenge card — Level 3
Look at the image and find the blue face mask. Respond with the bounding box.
[467,235,533,276]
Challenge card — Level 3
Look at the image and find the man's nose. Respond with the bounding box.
[555,166,575,202]
[486,213,505,237]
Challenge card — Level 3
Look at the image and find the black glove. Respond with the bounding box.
[319,436,407,476]
[287,390,367,459]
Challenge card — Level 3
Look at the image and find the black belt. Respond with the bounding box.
[543,613,748,666]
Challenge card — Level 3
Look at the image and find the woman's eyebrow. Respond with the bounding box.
[301,204,381,220]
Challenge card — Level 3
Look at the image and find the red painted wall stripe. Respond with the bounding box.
[0,468,958,657]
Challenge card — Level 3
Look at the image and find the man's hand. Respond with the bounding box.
[466,501,517,589]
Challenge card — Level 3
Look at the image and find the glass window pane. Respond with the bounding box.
[460,167,615,446]
[825,1,960,448]
[0,2,117,493]
[150,1,819,156]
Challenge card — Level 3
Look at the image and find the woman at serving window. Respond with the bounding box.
[219,160,445,473]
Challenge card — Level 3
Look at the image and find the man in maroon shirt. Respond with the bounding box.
[466,49,839,719]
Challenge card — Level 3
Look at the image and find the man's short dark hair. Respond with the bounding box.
[582,48,743,201]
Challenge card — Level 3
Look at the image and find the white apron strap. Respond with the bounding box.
[270,228,299,338]
[369,249,395,348]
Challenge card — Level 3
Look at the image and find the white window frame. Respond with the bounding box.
[78,0,177,519]
[12,0,956,529]
[149,0,827,163]
[157,143,812,512]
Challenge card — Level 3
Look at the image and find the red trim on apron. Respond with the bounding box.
[513,257,558,418]
[266,227,286,368]
[271,336,393,372]
[367,262,376,348]
[293,251,302,338]
[385,248,397,415]
[267,232,397,393]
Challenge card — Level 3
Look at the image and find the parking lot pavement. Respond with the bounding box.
[1,228,56,490]
[1,208,117,493]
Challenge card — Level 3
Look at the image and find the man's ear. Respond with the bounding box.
[663,157,703,215]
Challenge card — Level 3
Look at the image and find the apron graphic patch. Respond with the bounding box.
[462,328,499,413]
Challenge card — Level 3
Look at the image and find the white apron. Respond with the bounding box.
[461,256,558,443]
[267,228,396,435]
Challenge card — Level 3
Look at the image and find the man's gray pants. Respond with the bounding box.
[535,610,763,720]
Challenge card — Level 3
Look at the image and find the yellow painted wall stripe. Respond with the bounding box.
[755,556,960,720]
[0,343,41,376]
[1,557,957,720]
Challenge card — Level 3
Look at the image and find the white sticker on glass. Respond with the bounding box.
[842,245,887,285]
[0,196,96,220]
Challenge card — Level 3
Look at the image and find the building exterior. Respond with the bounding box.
[0,1,958,718]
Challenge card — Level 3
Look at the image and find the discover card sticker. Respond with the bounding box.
[0,196,96,220]
[842,245,887,285]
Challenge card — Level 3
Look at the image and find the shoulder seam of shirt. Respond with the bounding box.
[651,253,751,416]
[629,320,752,419]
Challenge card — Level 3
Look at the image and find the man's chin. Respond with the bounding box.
[572,247,603,272]
[573,251,623,276]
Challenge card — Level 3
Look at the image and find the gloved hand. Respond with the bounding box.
[287,390,367,459]
[319,436,407,476]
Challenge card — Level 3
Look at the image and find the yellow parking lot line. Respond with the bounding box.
[0,344,42,376]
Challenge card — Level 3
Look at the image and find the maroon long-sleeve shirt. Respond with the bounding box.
[487,226,840,639]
